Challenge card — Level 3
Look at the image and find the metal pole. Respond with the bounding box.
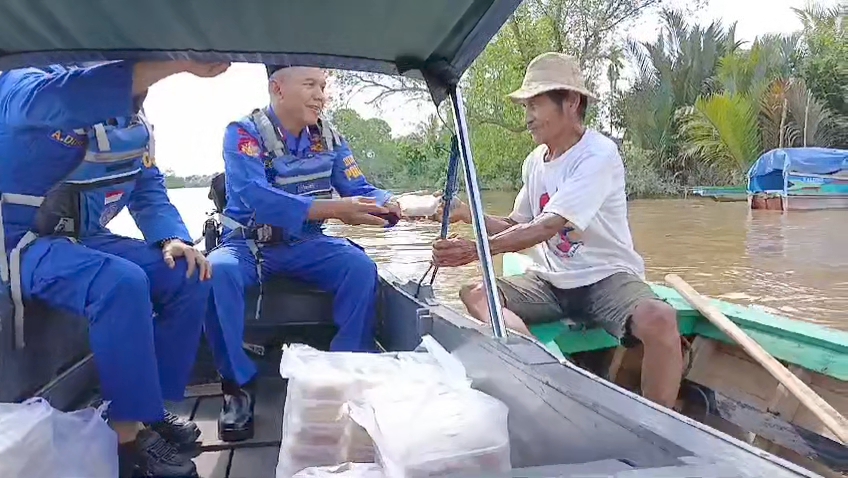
[448,86,508,339]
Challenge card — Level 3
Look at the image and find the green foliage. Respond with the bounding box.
[325,1,845,198]
[677,93,762,178]
[624,3,847,186]
[328,108,455,191]
[622,9,741,177]
[621,142,681,198]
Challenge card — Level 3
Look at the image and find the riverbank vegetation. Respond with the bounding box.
[329,1,847,198]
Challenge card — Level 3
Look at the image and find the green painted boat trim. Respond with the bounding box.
[687,186,748,202]
[502,252,848,381]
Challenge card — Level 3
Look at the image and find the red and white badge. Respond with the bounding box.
[105,191,124,205]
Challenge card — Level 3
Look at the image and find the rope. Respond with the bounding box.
[414,135,461,298]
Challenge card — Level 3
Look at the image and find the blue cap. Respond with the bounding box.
[266,64,290,78]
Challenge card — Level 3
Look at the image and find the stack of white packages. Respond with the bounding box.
[347,381,511,478]
[276,337,470,477]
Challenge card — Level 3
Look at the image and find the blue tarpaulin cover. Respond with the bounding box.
[747,148,848,193]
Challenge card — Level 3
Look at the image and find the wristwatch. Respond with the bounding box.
[158,237,190,248]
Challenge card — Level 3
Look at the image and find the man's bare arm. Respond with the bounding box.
[131,62,191,96]
[132,61,229,96]
[481,215,519,235]
[489,213,570,255]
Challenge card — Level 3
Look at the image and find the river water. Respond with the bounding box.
[109,188,848,331]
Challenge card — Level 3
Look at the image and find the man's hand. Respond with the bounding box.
[384,197,403,218]
[432,236,478,267]
[162,240,212,281]
[432,192,471,224]
[335,197,391,226]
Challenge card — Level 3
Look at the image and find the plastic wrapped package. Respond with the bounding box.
[0,398,118,478]
[279,337,469,393]
[343,422,375,463]
[348,382,511,478]
[395,193,441,218]
[293,463,384,478]
[277,337,471,478]
[277,443,345,478]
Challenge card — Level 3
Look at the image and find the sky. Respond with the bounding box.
[142,0,840,177]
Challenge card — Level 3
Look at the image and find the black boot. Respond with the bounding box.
[147,409,201,450]
[218,379,255,442]
[119,428,198,477]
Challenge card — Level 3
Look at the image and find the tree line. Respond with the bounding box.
[327,1,846,198]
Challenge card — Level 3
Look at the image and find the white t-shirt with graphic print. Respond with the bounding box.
[508,129,645,290]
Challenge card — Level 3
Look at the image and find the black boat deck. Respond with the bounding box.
[175,377,285,478]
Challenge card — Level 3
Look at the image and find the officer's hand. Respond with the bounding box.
[162,240,212,281]
[384,197,403,218]
[335,197,391,227]
[182,61,231,78]
[431,191,471,224]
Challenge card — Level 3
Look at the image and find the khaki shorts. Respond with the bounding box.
[496,272,660,347]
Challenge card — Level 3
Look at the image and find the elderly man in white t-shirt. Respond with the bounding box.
[432,52,683,408]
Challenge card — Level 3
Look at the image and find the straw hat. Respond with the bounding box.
[508,52,597,103]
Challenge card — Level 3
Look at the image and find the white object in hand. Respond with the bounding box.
[395,193,442,218]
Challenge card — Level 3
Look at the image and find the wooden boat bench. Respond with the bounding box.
[505,253,848,474]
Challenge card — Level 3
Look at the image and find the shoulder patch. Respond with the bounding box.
[236,127,261,158]
[341,155,364,180]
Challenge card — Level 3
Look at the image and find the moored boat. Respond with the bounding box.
[504,251,848,476]
[688,186,748,202]
[748,148,848,211]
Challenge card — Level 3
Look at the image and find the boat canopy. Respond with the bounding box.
[0,0,522,105]
[747,147,848,193]
[0,0,515,335]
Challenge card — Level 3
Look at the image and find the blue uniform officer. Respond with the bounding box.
[204,65,402,442]
[0,60,229,478]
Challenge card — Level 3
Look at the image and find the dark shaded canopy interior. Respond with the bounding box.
[0,0,522,104]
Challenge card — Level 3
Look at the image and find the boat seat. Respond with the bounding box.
[200,179,337,347]
[0,255,335,405]
[241,277,335,348]
[529,320,620,359]
[0,284,91,403]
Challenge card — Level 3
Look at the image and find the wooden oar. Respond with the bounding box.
[665,274,848,444]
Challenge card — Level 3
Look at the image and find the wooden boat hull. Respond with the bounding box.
[504,252,848,476]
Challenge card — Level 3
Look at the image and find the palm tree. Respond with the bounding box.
[677,33,839,179]
[622,9,741,177]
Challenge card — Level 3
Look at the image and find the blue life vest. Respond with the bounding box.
[250,106,338,200]
[33,114,152,238]
[221,107,340,240]
[0,113,152,350]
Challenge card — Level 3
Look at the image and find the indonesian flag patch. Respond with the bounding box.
[105,191,124,205]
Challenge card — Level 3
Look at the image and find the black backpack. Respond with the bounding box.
[208,172,227,214]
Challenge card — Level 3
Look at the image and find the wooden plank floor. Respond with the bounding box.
[171,376,287,478]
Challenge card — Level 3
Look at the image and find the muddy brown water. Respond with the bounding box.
[111,189,848,331]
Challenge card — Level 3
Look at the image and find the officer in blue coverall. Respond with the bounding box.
[0,59,229,478]
[204,65,403,442]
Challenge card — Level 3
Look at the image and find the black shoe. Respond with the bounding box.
[130,428,199,477]
[148,409,201,450]
[218,381,255,442]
